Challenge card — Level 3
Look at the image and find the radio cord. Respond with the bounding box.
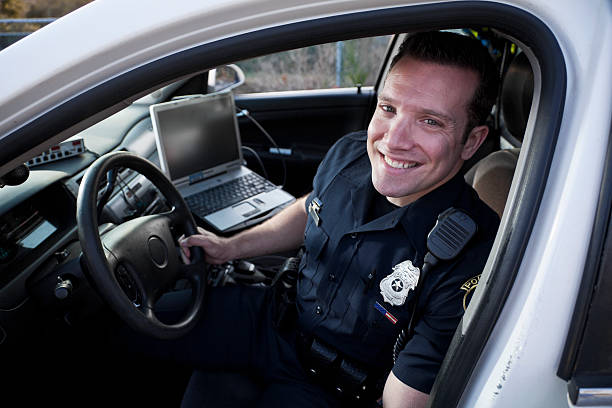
[392,253,439,364]
[241,145,269,180]
[236,107,287,188]
[392,208,477,364]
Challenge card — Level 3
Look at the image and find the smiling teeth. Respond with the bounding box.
[384,155,418,169]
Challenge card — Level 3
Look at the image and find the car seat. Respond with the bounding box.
[464,51,534,218]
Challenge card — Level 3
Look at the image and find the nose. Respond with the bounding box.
[384,117,416,151]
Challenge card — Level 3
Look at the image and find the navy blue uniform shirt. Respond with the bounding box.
[296,131,499,393]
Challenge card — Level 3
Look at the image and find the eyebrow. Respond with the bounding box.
[377,95,397,105]
[377,95,457,126]
[420,109,457,126]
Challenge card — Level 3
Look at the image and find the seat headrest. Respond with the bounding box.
[501,52,534,142]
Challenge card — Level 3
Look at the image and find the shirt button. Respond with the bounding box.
[350,233,357,239]
[315,306,322,315]
[328,274,336,281]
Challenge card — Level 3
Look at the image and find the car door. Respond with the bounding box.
[557,126,612,406]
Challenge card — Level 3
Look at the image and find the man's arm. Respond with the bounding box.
[180,195,309,264]
[383,371,429,408]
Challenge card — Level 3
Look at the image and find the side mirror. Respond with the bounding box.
[208,64,245,93]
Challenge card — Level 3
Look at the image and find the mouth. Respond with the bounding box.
[383,155,420,169]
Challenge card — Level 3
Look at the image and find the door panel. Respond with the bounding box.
[235,88,376,197]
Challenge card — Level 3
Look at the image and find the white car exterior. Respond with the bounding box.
[0,1,611,407]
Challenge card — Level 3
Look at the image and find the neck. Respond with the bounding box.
[386,163,463,207]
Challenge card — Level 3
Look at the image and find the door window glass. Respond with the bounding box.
[233,36,392,93]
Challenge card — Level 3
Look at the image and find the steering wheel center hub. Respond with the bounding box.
[148,235,168,268]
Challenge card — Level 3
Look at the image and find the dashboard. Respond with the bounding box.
[0,182,75,289]
[0,90,183,346]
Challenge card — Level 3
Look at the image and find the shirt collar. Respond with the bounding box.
[342,154,467,240]
[352,171,466,237]
[398,172,467,250]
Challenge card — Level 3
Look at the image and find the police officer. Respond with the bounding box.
[178,31,500,408]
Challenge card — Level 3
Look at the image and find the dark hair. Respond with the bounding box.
[390,31,498,135]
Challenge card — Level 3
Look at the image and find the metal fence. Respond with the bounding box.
[0,18,56,50]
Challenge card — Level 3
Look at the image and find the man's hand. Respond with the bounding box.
[179,195,309,265]
[179,227,236,264]
[382,371,429,408]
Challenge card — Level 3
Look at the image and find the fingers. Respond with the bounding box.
[180,234,209,249]
[180,247,191,264]
[178,231,230,265]
[178,236,192,264]
[179,232,211,249]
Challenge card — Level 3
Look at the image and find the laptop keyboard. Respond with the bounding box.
[184,172,277,217]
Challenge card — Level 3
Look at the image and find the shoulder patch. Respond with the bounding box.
[460,274,481,311]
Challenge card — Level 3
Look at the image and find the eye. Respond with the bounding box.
[380,104,396,114]
[424,118,440,126]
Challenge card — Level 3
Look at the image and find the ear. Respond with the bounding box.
[461,125,489,160]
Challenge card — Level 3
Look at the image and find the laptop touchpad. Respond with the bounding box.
[233,202,258,217]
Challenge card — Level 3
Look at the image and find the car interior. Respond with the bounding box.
[0,24,536,406]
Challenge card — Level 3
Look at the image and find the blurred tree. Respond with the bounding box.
[342,40,369,87]
[341,37,388,87]
[1,0,32,40]
[1,0,28,17]
[27,0,91,17]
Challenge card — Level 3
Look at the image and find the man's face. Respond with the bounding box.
[367,57,488,206]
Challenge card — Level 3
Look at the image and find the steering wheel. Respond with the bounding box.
[77,151,206,339]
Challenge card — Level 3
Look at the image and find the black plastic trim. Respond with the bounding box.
[558,119,612,380]
[236,87,375,110]
[374,34,399,91]
[0,2,566,406]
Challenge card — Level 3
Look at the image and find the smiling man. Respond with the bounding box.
[178,31,500,408]
[367,56,489,207]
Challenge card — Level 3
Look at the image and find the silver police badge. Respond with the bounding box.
[379,260,420,306]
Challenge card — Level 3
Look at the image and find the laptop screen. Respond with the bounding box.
[150,91,242,182]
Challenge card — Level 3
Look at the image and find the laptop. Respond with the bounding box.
[150,90,295,233]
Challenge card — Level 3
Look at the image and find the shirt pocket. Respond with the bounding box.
[358,272,416,350]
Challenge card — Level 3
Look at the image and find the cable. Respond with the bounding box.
[236,106,287,188]
[392,255,438,364]
[97,168,118,221]
[116,173,143,213]
[241,145,269,180]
